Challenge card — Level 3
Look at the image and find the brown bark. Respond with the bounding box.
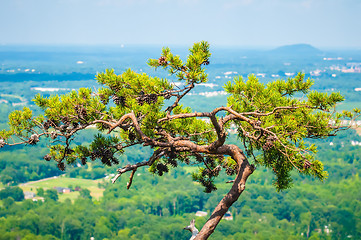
[194,145,254,240]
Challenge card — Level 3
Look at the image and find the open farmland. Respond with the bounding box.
[19,176,105,201]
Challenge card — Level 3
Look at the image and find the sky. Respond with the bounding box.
[1,0,360,48]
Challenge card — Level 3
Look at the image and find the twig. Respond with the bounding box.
[127,169,137,189]
[111,150,165,184]
[165,83,194,115]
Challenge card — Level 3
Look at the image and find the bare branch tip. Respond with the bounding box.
[111,173,122,184]
[126,169,137,189]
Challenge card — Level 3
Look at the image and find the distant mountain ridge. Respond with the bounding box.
[269,43,323,56]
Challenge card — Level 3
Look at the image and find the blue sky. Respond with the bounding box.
[1,0,360,48]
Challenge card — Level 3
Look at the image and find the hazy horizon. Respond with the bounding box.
[1,0,361,49]
[1,43,360,52]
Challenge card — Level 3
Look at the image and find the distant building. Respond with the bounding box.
[53,187,72,193]
[24,191,36,199]
[195,211,208,217]
[223,211,233,221]
[32,197,45,202]
[63,188,71,193]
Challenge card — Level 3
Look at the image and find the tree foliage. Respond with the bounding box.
[0,186,24,201]
[0,41,358,239]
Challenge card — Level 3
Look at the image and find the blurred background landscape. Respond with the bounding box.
[1,0,361,239]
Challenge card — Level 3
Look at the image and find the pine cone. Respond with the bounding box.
[94,150,102,158]
[65,148,74,154]
[113,95,126,106]
[43,120,51,130]
[101,157,112,166]
[128,132,136,141]
[225,167,236,176]
[57,162,65,171]
[205,156,213,165]
[304,160,312,169]
[195,154,203,163]
[213,166,221,175]
[81,157,87,165]
[158,56,168,66]
[254,120,262,127]
[0,139,5,148]
[205,185,216,193]
[43,154,52,161]
[111,157,119,165]
[168,148,176,160]
[267,135,277,141]
[50,131,58,140]
[61,116,70,125]
[144,95,152,104]
[263,135,276,151]
[167,158,178,167]
[156,163,168,176]
[137,97,145,106]
[99,94,109,104]
[59,125,67,133]
[79,108,88,119]
[49,119,59,127]
[28,134,39,145]
[66,125,74,131]
[148,94,158,104]
[262,141,274,151]
[203,60,210,65]
[104,149,113,158]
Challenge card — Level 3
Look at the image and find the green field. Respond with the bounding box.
[19,176,105,201]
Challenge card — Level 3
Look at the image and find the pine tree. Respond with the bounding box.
[0,41,359,239]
